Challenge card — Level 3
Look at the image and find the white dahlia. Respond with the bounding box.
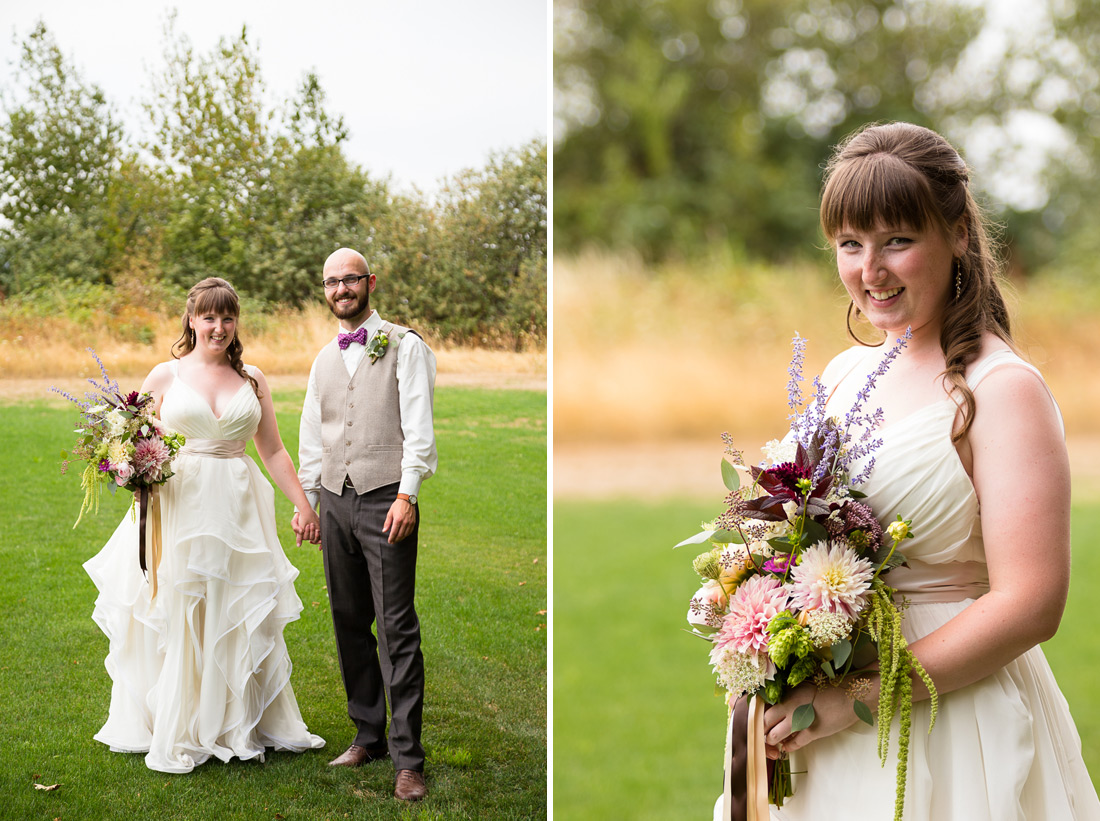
[789,541,874,620]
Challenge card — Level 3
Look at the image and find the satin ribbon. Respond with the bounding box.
[721,695,770,821]
[137,486,163,600]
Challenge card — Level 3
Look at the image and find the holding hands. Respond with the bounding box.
[292,508,321,547]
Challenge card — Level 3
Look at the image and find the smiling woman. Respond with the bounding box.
[742,122,1100,821]
[81,276,326,773]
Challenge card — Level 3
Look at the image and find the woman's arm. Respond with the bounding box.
[250,368,321,543]
[764,364,1071,754]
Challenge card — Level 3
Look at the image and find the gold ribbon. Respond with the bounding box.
[721,695,770,821]
[137,486,163,600]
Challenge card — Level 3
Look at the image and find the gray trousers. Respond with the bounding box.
[320,481,425,771]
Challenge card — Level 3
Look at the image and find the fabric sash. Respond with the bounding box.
[722,695,769,821]
[889,559,989,604]
[181,438,246,459]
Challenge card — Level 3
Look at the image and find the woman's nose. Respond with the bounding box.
[861,249,887,282]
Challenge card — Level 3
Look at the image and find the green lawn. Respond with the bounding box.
[553,498,1100,820]
[0,387,546,820]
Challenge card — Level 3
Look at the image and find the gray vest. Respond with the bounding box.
[317,320,413,494]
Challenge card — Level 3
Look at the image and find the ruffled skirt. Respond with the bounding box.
[83,453,324,773]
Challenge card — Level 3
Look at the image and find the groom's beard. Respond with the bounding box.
[327,291,369,321]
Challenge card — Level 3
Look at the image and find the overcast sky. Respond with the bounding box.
[1,0,548,193]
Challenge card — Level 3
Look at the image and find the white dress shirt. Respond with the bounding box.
[298,311,437,511]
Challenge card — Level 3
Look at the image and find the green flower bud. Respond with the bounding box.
[693,549,722,580]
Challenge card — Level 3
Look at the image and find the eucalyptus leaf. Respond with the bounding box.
[821,660,836,679]
[711,529,744,544]
[791,703,816,732]
[830,638,852,669]
[721,459,741,492]
[674,530,713,549]
[853,700,875,726]
[848,489,867,499]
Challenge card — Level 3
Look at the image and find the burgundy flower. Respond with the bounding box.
[825,500,884,554]
[740,442,834,522]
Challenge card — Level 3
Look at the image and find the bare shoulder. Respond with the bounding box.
[969,347,1062,447]
[142,361,175,392]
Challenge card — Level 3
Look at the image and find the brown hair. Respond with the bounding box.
[820,122,1012,441]
[172,277,260,397]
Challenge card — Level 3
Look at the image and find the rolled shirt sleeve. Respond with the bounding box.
[297,359,323,512]
[396,332,438,498]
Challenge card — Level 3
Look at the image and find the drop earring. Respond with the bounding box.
[954,259,962,300]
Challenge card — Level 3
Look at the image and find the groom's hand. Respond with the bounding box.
[383,498,416,544]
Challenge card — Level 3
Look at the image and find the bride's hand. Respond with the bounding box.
[293,509,321,547]
[762,677,876,759]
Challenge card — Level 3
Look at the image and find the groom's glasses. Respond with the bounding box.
[322,274,370,290]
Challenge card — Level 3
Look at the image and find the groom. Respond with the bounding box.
[294,247,437,801]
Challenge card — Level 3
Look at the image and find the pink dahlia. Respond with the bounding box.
[710,574,789,661]
[789,541,874,620]
[133,437,171,482]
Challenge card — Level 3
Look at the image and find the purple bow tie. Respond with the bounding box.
[338,328,369,350]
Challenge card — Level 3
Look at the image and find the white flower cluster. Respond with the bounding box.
[762,437,796,465]
[805,609,852,649]
[711,645,769,698]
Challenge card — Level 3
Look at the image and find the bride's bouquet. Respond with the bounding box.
[679,333,935,821]
[53,350,185,596]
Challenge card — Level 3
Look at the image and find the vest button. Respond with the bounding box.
[349,403,355,409]
[345,460,350,466]
[347,421,353,426]
[345,441,351,447]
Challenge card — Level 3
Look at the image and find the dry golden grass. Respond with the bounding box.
[554,251,1100,445]
[0,302,545,402]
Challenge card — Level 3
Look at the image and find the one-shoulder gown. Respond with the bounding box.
[766,348,1100,820]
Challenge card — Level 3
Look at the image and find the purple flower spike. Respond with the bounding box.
[786,334,807,410]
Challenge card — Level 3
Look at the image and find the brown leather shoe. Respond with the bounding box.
[394,769,427,801]
[328,744,389,767]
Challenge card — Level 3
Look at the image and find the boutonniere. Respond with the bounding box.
[367,331,389,364]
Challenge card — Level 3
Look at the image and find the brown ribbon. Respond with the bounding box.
[137,486,162,599]
[721,695,770,821]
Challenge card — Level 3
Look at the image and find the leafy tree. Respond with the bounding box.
[0,22,128,292]
[554,0,1098,268]
[245,74,390,304]
[143,17,274,293]
[432,139,548,343]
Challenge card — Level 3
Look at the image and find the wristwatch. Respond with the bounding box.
[397,493,417,505]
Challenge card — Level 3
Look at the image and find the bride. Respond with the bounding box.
[84,277,325,773]
[740,123,1100,819]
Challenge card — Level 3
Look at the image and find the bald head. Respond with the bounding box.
[324,247,370,277]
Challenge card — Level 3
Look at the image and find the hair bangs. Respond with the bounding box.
[821,153,945,242]
[190,281,240,317]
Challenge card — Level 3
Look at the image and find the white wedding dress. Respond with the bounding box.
[84,362,324,773]
[763,349,1100,820]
